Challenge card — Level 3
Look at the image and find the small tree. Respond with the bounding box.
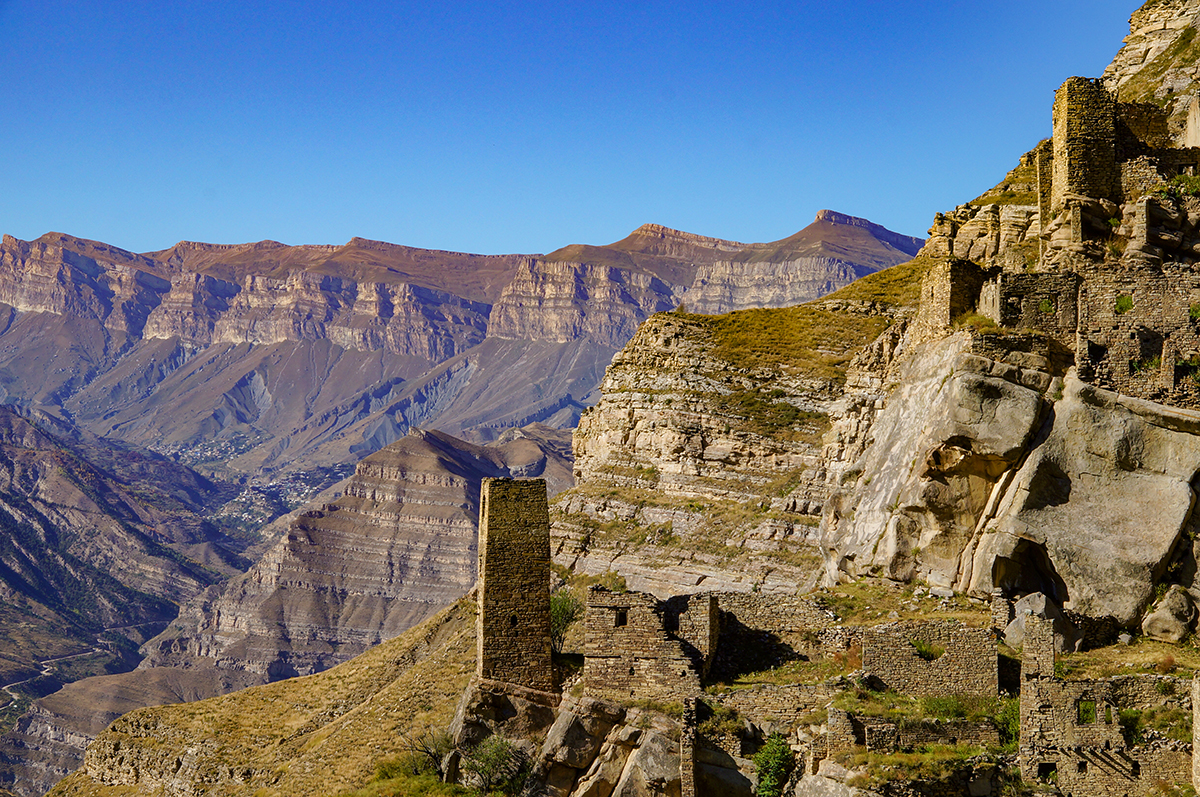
[550,590,584,655]
[461,734,526,795]
[398,727,454,780]
[753,733,795,797]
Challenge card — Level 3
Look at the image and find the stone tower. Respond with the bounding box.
[1051,77,1118,214]
[476,477,553,692]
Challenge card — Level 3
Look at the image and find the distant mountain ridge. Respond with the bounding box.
[0,212,920,492]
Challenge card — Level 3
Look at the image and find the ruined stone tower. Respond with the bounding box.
[476,477,553,692]
[1051,77,1118,213]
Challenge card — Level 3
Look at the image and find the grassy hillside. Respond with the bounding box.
[49,598,477,797]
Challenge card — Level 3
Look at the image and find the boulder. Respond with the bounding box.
[1003,592,1083,653]
[611,731,681,797]
[964,375,1200,626]
[1141,585,1196,642]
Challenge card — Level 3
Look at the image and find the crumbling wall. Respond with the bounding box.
[861,621,997,698]
[582,587,701,702]
[713,683,838,730]
[1075,260,1200,408]
[702,592,835,680]
[978,272,1081,347]
[913,258,993,341]
[476,477,553,692]
[1019,616,1194,795]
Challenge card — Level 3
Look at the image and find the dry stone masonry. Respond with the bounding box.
[476,477,554,692]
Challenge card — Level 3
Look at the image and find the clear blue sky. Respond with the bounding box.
[1,0,1142,255]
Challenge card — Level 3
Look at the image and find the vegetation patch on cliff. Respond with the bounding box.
[820,255,931,308]
[673,306,891,382]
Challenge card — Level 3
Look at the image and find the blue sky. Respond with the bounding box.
[1,1,1141,255]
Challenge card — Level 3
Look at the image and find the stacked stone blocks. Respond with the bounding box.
[862,620,998,698]
[476,477,553,692]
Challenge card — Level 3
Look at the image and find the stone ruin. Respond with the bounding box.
[476,476,554,693]
[466,479,1200,796]
[1019,616,1193,796]
[919,75,1200,410]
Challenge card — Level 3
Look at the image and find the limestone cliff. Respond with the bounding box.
[1103,0,1200,134]
[551,259,918,597]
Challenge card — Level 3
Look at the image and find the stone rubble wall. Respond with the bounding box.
[862,621,997,698]
[581,587,702,703]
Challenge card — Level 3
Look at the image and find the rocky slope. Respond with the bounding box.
[0,407,241,691]
[1103,0,1200,132]
[551,260,923,598]
[48,597,481,797]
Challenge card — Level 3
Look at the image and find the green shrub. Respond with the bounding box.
[993,698,1020,751]
[699,702,742,737]
[911,638,945,662]
[1037,298,1055,314]
[549,590,584,655]
[460,735,527,795]
[1115,294,1134,314]
[1119,709,1144,746]
[753,733,795,797]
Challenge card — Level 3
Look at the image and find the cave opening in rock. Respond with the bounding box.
[992,538,1070,605]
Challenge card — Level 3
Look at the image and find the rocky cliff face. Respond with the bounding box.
[1103,0,1200,132]
[551,268,914,597]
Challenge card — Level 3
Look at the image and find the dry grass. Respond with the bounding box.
[807,579,990,627]
[1053,637,1200,680]
[49,598,479,797]
[671,306,892,383]
[820,256,931,308]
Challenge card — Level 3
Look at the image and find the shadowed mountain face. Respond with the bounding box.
[0,406,242,694]
[0,215,920,491]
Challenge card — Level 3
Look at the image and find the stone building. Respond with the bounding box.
[919,73,1200,410]
[1019,616,1192,796]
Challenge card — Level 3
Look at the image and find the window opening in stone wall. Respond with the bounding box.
[1077,760,1087,773]
[1076,699,1096,724]
[1105,706,1112,724]
[614,609,628,627]
[1037,762,1057,782]
[510,614,519,627]
[1132,762,1140,778]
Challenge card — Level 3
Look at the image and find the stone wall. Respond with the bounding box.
[861,621,997,698]
[714,683,838,730]
[1117,101,1172,155]
[581,587,701,703]
[670,594,718,679]
[913,258,992,341]
[1052,77,1119,212]
[702,592,835,681]
[826,709,998,753]
[476,478,554,692]
[977,271,1081,347]
[1075,260,1200,409]
[1020,616,1195,796]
